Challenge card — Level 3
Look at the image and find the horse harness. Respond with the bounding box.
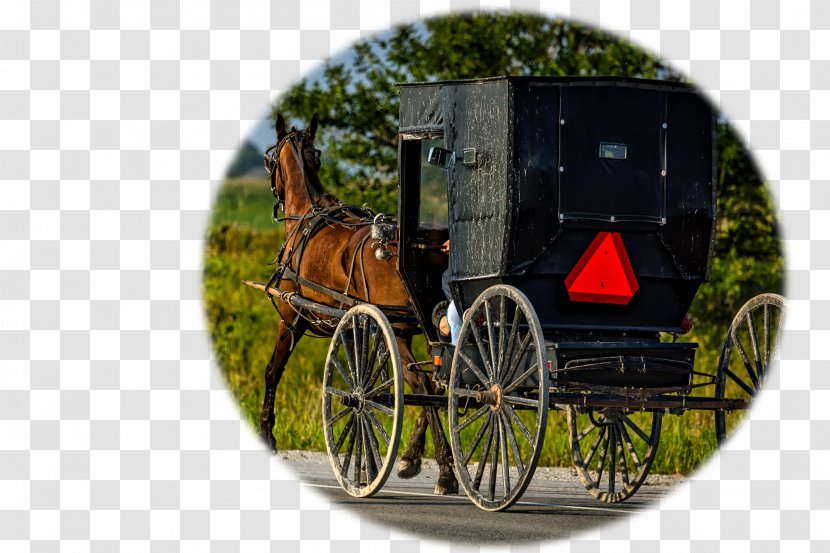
[263,131,412,335]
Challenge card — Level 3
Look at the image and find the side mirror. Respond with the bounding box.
[427,146,455,169]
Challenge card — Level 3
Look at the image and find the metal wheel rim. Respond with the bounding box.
[714,293,785,444]
[567,406,662,503]
[448,284,549,511]
[322,304,403,497]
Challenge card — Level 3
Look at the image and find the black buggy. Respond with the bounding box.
[292,76,784,510]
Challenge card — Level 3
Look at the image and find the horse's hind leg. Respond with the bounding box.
[398,409,427,479]
[396,337,458,495]
[260,318,306,452]
[425,396,458,495]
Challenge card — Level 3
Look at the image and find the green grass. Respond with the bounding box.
[206,178,733,474]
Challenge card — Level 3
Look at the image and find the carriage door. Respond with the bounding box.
[397,136,449,342]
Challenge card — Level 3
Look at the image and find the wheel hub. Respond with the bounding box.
[476,384,503,411]
[340,387,366,413]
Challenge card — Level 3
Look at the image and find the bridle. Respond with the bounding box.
[263,128,322,213]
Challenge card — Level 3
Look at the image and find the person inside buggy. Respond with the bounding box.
[433,240,462,344]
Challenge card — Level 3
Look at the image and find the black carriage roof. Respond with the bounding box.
[396,75,697,92]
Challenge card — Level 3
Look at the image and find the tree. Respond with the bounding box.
[273,13,677,212]
[226,140,266,179]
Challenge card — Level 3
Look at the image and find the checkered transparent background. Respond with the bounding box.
[0,0,826,550]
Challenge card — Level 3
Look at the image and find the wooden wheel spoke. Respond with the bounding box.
[364,399,394,417]
[338,328,359,387]
[455,404,490,434]
[364,409,390,446]
[452,387,480,400]
[607,426,616,496]
[584,426,606,468]
[502,403,532,443]
[325,386,350,398]
[484,299,497,378]
[332,414,355,456]
[501,332,532,388]
[615,424,629,487]
[362,416,382,483]
[352,321,362,385]
[501,306,523,382]
[365,378,393,398]
[340,418,358,478]
[575,421,598,442]
[500,410,524,474]
[353,415,364,484]
[618,421,643,466]
[595,431,610,485]
[362,331,384,388]
[489,427,499,501]
[503,363,539,394]
[359,316,371,379]
[503,394,539,408]
[723,366,756,396]
[622,415,650,443]
[472,420,494,491]
[459,348,490,386]
[462,412,492,465]
[326,406,351,427]
[469,313,495,380]
[733,333,759,389]
[496,295,506,380]
[746,315,763,379]
[330,356,354,390]
[498,415,511,496]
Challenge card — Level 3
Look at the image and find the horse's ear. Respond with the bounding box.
[276,113,286,141]
[308,113,318,140]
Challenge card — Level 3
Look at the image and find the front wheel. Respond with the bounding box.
[448,285,549,511]
[322,304,403,497]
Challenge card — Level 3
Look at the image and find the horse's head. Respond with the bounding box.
[265,113,324,214]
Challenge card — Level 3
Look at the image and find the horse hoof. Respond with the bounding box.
[397,458,422,479]
[434,475,459,495]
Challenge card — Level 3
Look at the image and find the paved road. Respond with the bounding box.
[278,450,684,543]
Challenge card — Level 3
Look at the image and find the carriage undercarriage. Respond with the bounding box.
[245,278,784,510]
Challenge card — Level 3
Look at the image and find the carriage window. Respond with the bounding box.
[419,139,448,227]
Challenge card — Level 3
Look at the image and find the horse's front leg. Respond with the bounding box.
[260,317,306,453]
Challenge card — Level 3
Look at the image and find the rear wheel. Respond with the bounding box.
[567,406,662,503]
[714,293,786,444]
[448,285,549,511]
[322,305,403,497]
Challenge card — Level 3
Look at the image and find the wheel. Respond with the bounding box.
[567,406,662,503]
[448,285,549,511]
[322,304,404,497]
[714,293,786,444]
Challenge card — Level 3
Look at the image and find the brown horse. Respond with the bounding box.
[258,113,458,495]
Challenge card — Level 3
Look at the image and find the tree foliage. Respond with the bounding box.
[270,12,783,339]
[226,140,266,178]
[273,13,677,212]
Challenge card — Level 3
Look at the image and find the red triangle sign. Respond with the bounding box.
[564,232,639,305]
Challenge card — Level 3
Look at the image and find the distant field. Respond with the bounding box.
[206,178,731,474]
